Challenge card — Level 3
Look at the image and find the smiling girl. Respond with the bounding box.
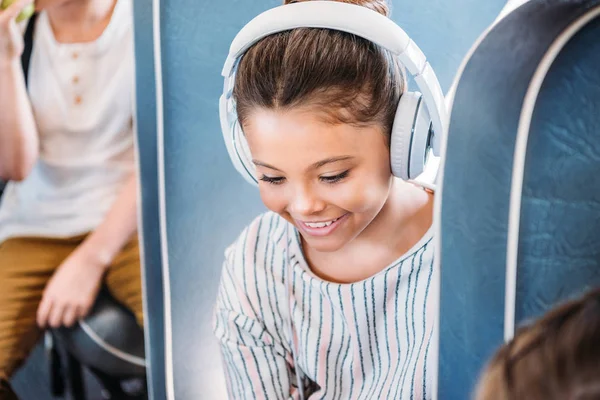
[213,0,440,398]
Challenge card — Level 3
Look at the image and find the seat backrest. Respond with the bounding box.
[131,3,168,400]
[438,1,600,398]
[132,0,506,398]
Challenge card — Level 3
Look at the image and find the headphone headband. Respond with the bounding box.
[220,1,447,184]
[223,1,419,75]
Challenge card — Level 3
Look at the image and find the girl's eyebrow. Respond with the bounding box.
[252,156,355,172]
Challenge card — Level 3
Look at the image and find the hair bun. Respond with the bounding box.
[284,0,390,17]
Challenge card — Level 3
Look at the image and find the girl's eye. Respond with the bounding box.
[259,175,286,185]
[320,170,349,184]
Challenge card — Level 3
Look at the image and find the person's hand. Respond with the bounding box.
[0,0,32,63]
[37,247,108,328]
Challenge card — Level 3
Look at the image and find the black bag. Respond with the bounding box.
[21,13,38,87]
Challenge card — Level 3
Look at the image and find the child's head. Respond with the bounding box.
[234,0,402,140]
[233,0,408,253]
[475,287,600,400]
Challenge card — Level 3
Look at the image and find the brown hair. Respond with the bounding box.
[474,287,600,400]
[233,0,405,137]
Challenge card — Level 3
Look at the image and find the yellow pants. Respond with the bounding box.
[0,234,143,382]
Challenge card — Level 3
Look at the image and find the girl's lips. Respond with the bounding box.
[296,213,349,237]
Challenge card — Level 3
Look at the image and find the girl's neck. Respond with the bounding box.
[46,0,117,44]
[361,179,433,246]
[303,179,434,284]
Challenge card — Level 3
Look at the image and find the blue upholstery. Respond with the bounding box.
[438,1,600,398]
[132,3,167,399]
[132,0,505,397]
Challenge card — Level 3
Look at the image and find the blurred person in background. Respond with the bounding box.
[0,0,142,398]
[475,287,600,400]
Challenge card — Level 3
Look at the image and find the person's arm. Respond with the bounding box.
[75,171,139,266]
[37,172,139,328]
[213,240,300,400]
[0,0,39,181]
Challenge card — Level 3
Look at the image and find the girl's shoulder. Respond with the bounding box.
[219,212,292,332]
[223,211,290,274]
[216,213,293,352]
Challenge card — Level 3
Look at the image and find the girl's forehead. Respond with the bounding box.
[246,112,381,156]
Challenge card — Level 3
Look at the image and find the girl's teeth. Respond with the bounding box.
[305,217,339,228]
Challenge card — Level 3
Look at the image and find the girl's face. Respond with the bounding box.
[244,107,393,253]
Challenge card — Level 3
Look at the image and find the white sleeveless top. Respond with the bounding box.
[0,0,135,243]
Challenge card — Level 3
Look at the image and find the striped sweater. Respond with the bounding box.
[213,212,438,399]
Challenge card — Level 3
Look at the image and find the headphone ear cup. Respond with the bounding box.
[219,93,258,185]
[390,91,422,180]
[409,101,433,181]
[232,120,258,184]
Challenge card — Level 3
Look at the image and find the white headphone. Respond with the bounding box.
[219,1,447,188]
